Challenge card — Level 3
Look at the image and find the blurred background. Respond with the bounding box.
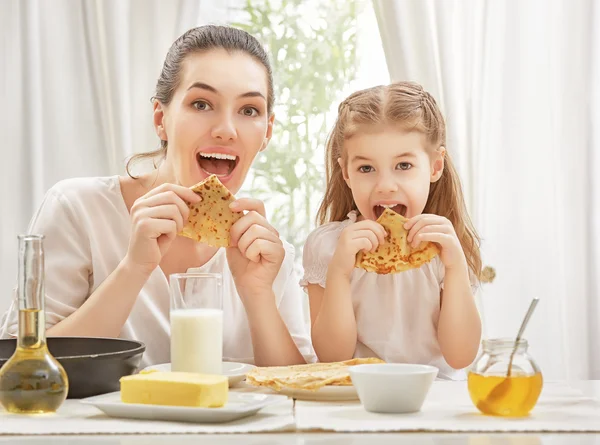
[1,0,599,380]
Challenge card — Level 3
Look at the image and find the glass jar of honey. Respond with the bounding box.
[468,338,543,417]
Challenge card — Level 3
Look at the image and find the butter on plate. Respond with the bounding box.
[120,371,228,408]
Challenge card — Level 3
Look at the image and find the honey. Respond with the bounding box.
[468,338,543,417]
[468,372,543,417]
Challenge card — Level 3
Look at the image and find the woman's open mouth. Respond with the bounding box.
[373,204,407,219]
[196,152,239,178]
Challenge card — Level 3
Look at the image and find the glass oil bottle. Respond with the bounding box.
[0,235,68,413]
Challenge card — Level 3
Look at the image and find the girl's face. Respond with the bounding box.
[153,49,274,193]
[340,127,445,221]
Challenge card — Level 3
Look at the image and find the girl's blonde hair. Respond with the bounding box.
[317,81,482,279]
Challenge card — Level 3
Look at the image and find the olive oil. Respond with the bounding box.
[0,235,68,414]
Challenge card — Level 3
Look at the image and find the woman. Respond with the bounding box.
[1,25,315,368]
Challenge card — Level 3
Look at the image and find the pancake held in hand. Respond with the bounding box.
[246,357,385,392]
[178,175,242,247]
[355,208,440,274]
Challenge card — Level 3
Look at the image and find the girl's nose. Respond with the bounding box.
[375,172,399,194]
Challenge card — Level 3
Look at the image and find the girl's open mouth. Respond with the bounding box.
[373,204,407,219]
[196,153,239,177]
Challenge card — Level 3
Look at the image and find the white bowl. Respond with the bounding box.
[349,363,438,413]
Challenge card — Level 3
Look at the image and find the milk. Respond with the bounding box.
[170,309,223,375]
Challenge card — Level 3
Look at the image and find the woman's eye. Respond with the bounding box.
[241,107,259,117]
[192,101,212,111]
[397,162,412,171]
[359,165,374,173]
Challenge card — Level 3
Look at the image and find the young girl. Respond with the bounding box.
[301,82,482,379]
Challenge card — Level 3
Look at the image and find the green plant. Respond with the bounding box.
[231,0,361,263]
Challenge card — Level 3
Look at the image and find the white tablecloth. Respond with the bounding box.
[3,381,600,435]
[0,395,294,435]
[295,381,600,432]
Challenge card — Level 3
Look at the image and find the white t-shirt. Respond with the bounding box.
[301,211,472,380]
[1,176,316,368]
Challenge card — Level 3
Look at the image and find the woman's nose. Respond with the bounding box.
[210,113,237,141]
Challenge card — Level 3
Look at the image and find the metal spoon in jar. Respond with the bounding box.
[478,297,540,410]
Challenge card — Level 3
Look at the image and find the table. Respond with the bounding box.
[0,380,598,443]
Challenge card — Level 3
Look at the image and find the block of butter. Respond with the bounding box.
[120,371,228,408]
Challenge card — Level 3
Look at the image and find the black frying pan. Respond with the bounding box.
[0,337,145,399]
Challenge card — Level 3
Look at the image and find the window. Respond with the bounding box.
[231,0,389,270]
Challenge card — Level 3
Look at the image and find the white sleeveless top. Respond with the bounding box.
[301,211,470,380]
[0,176,316,368]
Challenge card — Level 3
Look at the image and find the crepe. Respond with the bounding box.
[246,357,385,392]
[355,208,440,274]
[178,175,242,247]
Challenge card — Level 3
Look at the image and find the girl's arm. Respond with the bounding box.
[405,214,481,369]
[309,220,386,362]
[308,270,357,362]
[436,262,481,369]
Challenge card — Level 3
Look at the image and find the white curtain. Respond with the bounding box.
[0,0,237,316]
[374,0,599,380]
[590,0,600,378]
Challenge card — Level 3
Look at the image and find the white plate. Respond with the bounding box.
[81,391,287,423]
[274,385,358,401]
[143,362,255,387]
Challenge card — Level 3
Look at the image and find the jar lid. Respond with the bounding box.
[482,338,528,352]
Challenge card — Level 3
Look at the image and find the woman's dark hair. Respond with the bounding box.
[126,25,274,177]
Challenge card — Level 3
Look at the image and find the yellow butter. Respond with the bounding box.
[120,372,228,408]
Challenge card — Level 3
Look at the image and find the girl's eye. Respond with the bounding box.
[192,101,212,111]
[397,162,412,171]
[241,107,259,117]
[359,165,374,173]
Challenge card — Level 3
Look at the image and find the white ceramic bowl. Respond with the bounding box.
[349,363,438,414]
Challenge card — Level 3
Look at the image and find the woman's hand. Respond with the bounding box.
[125,184,201,276]
[404,214,466,270]
[329,220,387,278]
[226,198,284,305]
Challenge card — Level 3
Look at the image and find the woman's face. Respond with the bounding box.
[154,49,273,193]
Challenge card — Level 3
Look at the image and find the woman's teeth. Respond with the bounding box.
[197,153,238,177]
[199,153,236,161]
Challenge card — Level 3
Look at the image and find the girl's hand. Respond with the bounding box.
[126,184,201,276]
[330,220,387,277]
[226,198,284,306]
[404,214,466,270]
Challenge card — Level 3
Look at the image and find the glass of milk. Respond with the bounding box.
[169,273,223,375]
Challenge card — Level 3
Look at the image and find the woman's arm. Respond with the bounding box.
[29,182,200,338]
[226,198,306,366]
[47,259,151,337]
[243,292,305,366]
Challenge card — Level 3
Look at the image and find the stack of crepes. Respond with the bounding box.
[355,208,440,274]
[178,174,242,247]
[246,358,385,392]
